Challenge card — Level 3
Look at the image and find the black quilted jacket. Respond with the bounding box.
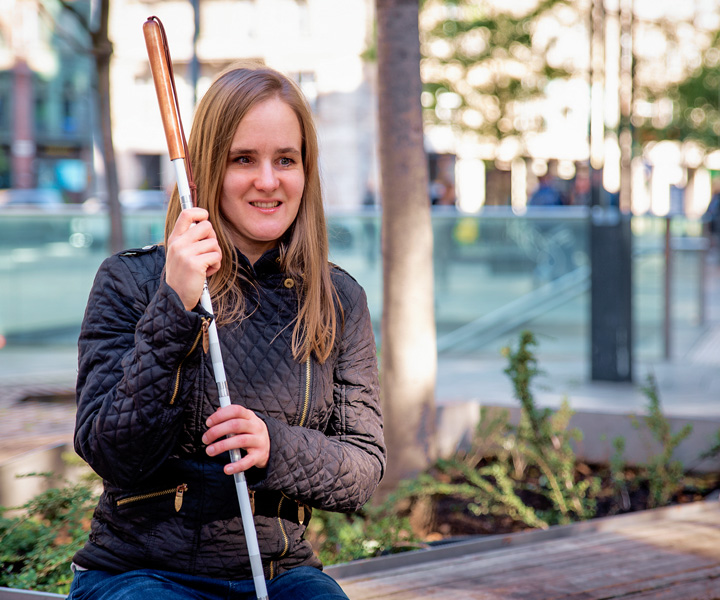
[72,245,385,580]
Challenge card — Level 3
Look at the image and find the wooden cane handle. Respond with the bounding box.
[143,18,185,160]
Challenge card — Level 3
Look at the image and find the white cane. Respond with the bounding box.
[143,16,269,600]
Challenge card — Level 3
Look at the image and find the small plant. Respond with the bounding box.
[307,494,421,565]
[503,331,600,523]
[406,331,600,533]
[633,374,693,508]
[405,458,551,530]
[609,436,631,512]
[0,466,99,594]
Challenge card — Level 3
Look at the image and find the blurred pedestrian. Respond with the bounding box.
[703,185,720,252]
[529,173,564,207]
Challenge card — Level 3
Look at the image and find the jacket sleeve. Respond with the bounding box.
[74,252,208,488]
[254,282,385,513]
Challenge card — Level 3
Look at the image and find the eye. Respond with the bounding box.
[278,157,295,167]
[233,155,252,165]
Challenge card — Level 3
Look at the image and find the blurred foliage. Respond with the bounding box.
[416,1,720,155]
[419,0,572,141]
[0,455,100,594]
[396,331,718,537]
[637,31,720,149]
[632,374,693,508]
[307,496,423,565]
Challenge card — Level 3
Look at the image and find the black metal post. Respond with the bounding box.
[590,208,633,381]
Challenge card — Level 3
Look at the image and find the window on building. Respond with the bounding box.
[62,81,76,134]
[136,153,163,190]
[34,81,49,134]
[0,90,7,133]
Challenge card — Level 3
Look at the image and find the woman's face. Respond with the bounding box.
[220,96,305,264]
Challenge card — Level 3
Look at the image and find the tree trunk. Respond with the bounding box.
[93,0,123,253]
[376,0,437,492]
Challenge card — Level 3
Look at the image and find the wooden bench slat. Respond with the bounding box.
[336,501,720,600]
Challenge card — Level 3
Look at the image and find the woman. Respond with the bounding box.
[69,62,385,600]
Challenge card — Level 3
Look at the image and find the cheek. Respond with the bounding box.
[221,174,248,205]
[293,174,305,202]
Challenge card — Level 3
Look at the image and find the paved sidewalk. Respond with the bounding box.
[0,346,77,462]
[439,253,720,420]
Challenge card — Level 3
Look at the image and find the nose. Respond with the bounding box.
[254,161,279,192]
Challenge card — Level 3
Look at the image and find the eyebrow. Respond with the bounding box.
[228,147,301,158]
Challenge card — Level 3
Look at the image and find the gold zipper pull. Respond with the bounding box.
[175,484,188,512]
[201,319,210,354]
[249,490,255,515]
[298,502,305,524]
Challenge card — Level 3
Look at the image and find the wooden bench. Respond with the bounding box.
[329,499,720,599]
[0,590,64,599]
[4,500,718,600]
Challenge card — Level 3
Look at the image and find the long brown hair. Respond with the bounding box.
[164,62,338,363]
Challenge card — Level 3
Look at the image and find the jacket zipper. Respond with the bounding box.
[116,484,188,512]
[270,358,312,578]
[298,357,311,427]
[169,317,210,405]
[270,495,291,579]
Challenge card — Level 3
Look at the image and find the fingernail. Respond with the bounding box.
[201,434,208,444]
[206,445,215,456]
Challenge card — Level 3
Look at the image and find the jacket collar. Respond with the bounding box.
[235,247,283,278]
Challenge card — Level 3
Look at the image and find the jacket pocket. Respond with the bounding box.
[116,483,188,513]
[107,483,190,564]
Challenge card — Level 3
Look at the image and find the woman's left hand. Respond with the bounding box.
[202,405,270,474]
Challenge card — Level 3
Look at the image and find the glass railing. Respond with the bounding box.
[0,207,708,364]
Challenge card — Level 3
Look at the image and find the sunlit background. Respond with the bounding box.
[2,0,720,215]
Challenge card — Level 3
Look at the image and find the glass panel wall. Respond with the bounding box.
[0,208,708,370]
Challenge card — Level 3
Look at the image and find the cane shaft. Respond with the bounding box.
[172,159,193,210]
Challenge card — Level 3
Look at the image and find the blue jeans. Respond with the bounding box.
[67,566,349,600]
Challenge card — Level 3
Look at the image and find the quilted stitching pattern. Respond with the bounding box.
[73,246,385,579]
[75,250,206,487]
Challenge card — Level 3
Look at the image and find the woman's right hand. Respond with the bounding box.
[165,208,222,310]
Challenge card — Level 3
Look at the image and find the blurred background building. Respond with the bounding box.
[0,0,379,208]
[0,0,93,199]
[2,0,720,218]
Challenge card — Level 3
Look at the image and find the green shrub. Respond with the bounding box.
[406,331,600,529]
[0,464,99,594]
[307,496,422,565]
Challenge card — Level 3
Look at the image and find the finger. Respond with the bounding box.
[206,432,268,471]
[205,433,255,457]
[224,450,264,474]
[167,236,221,277]
[169,221,216,248]
[169,207,207,235]
[206,260,221,278]
[185,238,222,262]
[180,206,210,225]
[202,419,254,446]
[206,405,255,428]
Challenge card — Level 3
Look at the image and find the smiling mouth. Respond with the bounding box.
[251,201,280,209]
